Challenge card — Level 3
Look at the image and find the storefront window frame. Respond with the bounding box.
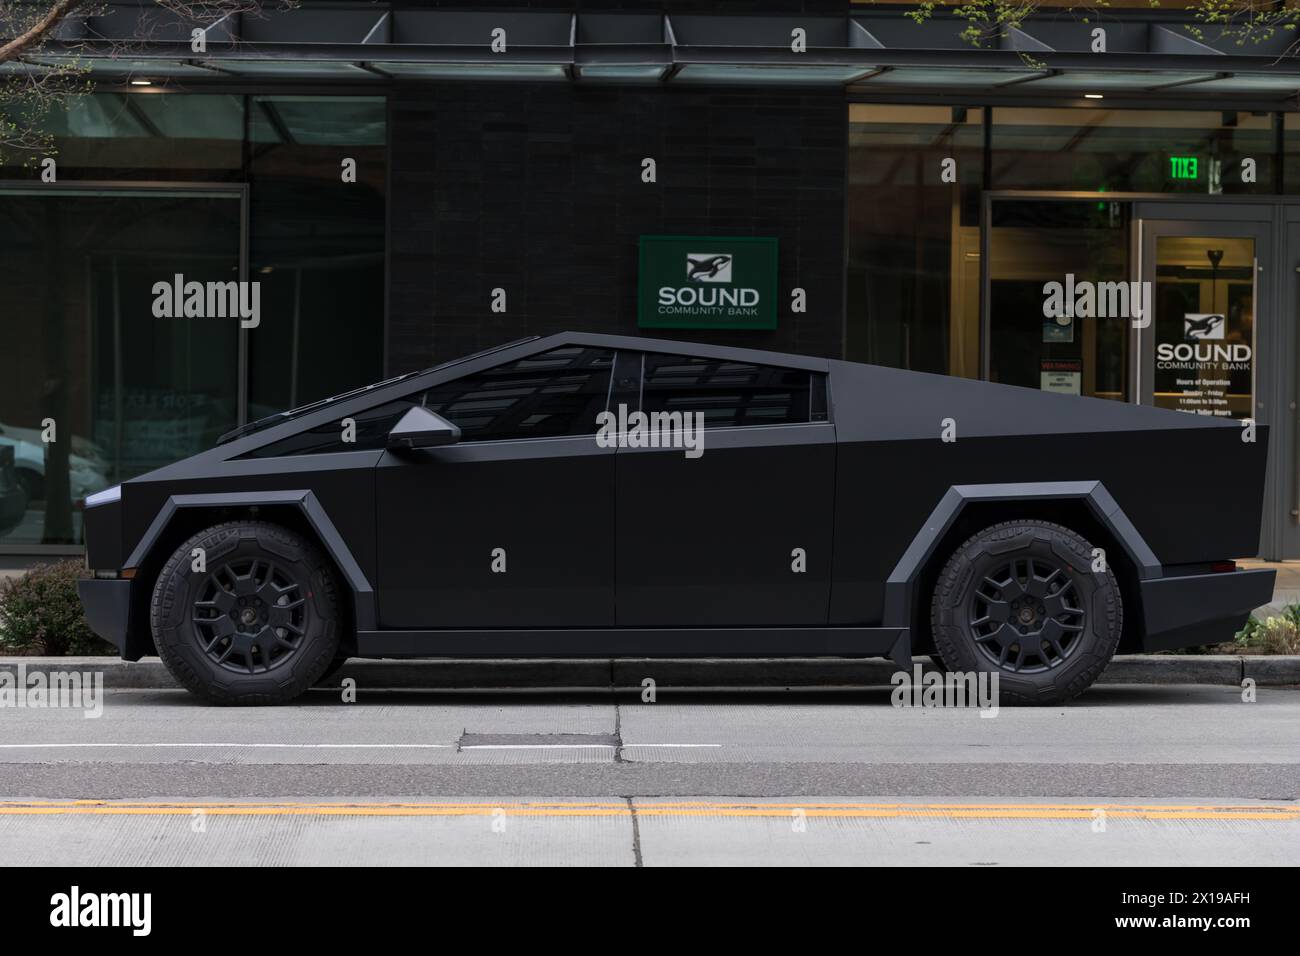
[846,97,1291,382]
[0,90,390,556]
[979,189,1291,390]
[0,179,248,557]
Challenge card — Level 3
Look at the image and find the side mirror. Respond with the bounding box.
[387,406,461,450]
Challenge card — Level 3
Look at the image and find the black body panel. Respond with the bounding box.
[118,452,383,587]
[615,424,835,626]
[75,331,1274,665]
[827,361,1268,625]
[376,439,615,628]
[830,429,1266,624]
[76,579,132,655]
[357,627,907,661]
[1139,568,1275,653]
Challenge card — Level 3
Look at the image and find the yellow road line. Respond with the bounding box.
[0,801,1295,820]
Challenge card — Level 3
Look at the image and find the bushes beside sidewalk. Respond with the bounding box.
[1233,605,1300,655]
[0,560,115,656]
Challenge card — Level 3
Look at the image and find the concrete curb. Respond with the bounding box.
[1,654,1297,689]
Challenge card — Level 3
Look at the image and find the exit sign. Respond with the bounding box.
[1169,156,1199,180]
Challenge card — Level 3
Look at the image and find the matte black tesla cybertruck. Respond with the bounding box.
[78,332,1274,705]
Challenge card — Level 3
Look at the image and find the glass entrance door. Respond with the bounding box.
[1137,220,1267,421]
[1136,212,1278,558]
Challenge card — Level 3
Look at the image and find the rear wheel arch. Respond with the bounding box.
[894,487,1152,657]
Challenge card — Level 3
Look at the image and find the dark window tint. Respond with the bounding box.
[245,398,415,457]
[811,374,829,422]
[248,347,613,457]
[423,346,613,441]
[639,354,821,428]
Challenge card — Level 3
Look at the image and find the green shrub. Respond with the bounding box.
[1234,603,1300,655]
[1235,617,1263,645]
[0,560,115,656]
[1256,616,1300,655]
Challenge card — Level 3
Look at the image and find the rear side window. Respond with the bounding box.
[246,346,614,457]
[639,353,825,428]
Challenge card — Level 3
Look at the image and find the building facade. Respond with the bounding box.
[3,0,1300,557]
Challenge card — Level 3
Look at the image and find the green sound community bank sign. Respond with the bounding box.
[637,236,778,330]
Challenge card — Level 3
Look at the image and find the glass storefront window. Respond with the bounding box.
[1285,113,1300,195]
[993,108,1275,195]
[851,104,1284,412]
[988,199,1131,401]
[0,92,388,551]
[0,93,244,182]
[847,104,984,377]
[247,96,386,418]
[0,189,241,546]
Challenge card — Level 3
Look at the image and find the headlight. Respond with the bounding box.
[84,484,121,508]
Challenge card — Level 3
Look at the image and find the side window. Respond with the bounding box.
[639,353,823,428]
[423,346,613,441]
[244,398,417,457]
[246,346,613,457]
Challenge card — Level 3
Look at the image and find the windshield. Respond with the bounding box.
[215,337,540,445]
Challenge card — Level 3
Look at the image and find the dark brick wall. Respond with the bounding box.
[387,81,848,371]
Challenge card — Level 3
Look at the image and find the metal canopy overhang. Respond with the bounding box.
[2,5,1298,106]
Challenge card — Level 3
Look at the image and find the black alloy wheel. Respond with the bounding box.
[968,554,1087,673]
[192,556,308,674]
[931,520,1122,705]
[151,520,341,705]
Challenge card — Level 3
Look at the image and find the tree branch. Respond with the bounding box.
[0,0,87,65]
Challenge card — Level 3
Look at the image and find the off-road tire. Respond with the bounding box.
[314,653,351,687]
[930,520,1122,705]
[150,520,341,705]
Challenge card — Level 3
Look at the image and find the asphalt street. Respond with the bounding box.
[1,683,1297,865]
